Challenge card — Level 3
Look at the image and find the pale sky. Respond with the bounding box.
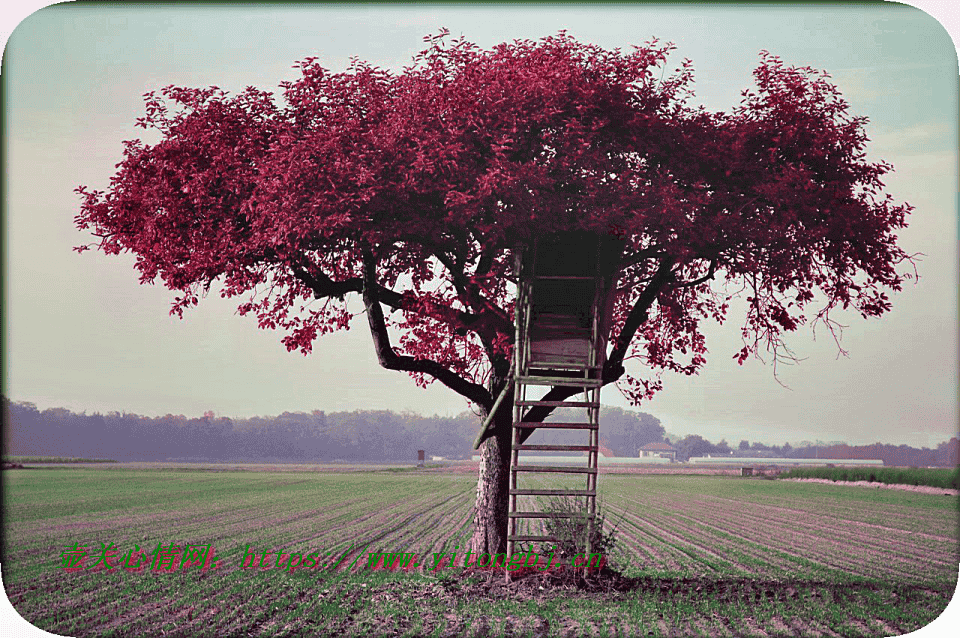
[3,1,958,448]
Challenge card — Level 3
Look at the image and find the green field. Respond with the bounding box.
[2,464,957,637]
[778,465,960,490]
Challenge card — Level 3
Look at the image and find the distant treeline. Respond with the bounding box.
[4,397,955,466]
[2,398,665,463]
[776,440,958,468]
[669,433,959,467]
[2,456,116,464]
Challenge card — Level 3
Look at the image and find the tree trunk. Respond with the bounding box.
[469,377,514,556]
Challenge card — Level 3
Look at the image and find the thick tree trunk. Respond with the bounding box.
[469,377,514,556]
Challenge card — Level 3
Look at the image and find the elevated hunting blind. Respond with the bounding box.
[505,230,625,577]
[516,231,625,377]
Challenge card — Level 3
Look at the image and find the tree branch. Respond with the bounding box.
[669,258,717,288]
[291,259,490,334]
[618,246,668,269]
[290,263,405,308]
[606,257,676,366]
[431,246,513,337]
[361,248,492,409]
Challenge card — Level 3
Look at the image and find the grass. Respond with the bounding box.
[2,464,957,636]
[3,456,117,464]
[778,464,960,489]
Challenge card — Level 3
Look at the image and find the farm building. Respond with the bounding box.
[638,441,677,461]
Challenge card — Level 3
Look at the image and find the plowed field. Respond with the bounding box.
[2,464,957,637]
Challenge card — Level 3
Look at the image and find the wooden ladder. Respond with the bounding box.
[506,260,605,576]
[506,376,601,573]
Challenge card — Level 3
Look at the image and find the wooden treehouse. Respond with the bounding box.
[501,230,624,576]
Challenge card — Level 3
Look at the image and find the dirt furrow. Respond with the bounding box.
[622,492,956,583]
[612,507,745,573]
[691,502,957,583]
[664,502,953,579]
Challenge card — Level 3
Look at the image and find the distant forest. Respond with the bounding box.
[3,397,957,466]
[2,398,664,462]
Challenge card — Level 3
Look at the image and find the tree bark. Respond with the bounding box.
[469,375,514,556]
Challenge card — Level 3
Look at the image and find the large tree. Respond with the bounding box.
[75,31,913,555]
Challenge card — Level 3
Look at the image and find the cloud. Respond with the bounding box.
[868,122,956,157]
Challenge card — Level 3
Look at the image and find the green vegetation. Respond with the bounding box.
[2,465,956,636]
[535,496,625,570]
[3,455,117,464]
[779,465,960,489]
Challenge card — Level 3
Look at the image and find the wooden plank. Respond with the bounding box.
[517,376,603,387]
[530,339,591,367]
[534,276,599,281]
[514,422,598,429]
[509,489,596,496]
[516,400,599,408]
[531,311,585,320]
[511,465,598,474]
[508,512,590,519]
[530,320,588,332]
[528,364,593,372]
[515,444,595,452]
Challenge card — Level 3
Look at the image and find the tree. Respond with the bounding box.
[75,31,913,555]
[599,407,665,457]
[739,440,751,452]
[677,434,715,462]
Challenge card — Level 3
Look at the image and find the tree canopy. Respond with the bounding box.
[76,30,913,417]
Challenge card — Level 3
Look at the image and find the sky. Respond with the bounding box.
[3,1,958,449]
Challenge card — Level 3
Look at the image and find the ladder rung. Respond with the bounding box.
[517,376,603,387]
[509,512,591,519]
[512,465,598,474]
[516,400,599,408]
[508,535,559,542]
[515,444,595,452]
[514,422,598,429]
[510,489,596,496]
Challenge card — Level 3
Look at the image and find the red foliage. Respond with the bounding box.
[75,32,913,409]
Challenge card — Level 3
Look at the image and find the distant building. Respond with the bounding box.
[638,441,677,461]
